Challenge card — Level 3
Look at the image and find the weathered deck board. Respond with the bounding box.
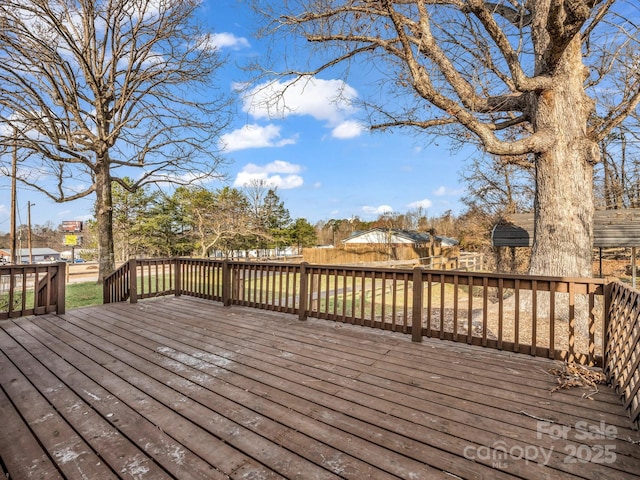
[1,295,639,480]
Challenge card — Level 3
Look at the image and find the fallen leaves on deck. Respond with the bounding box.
[548,362,608,398]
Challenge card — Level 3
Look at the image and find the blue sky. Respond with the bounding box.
[0,0,473,233]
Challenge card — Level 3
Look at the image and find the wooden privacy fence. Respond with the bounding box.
[104,258,606,367]
[0,262,66,319]
[605,281,640,428]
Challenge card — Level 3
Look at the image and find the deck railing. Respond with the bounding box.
[104,258,606,367]
[13,256,638,426]
[605,281,640,428]
[0,262,66,319]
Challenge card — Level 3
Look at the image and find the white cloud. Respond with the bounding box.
[433,186,464,196]
[362,205,393,215]
[407,198,433,209]
[220,124,297,152]
[233,161,304,190]
[331,120,365,139]
[242,77,359,125]
[201,32,250,50]
[243,159,301,175]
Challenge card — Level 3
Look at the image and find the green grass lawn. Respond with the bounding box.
[1,281,103,314]
[66,281,103,309]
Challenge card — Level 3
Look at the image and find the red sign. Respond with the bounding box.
[61,220,83,233]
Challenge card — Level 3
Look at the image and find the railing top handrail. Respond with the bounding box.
[103,261,130,284]
[0,262,64,271]
[228,260,606,285]
[100,256,607,288]
[134,257,175,263]
[411,268,606,285]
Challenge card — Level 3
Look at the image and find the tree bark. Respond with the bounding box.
[529,23,597,278]
[95,160,115,282]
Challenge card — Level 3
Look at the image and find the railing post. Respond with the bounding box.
[174,258,181,297]
[56,262,66,314]
[222,260,231,307]
[298,262,309,321]
[103,279,109,304]
[129,258,138,304]
[412,266,423,342]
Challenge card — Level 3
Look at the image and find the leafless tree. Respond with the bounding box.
[595,126,640,209]
[0,0,230,281]
[177,186,253,258]
[253,0,640,277]
[461,154,535,218]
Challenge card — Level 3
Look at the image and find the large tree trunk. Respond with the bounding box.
[530,147,594,278]
[95,161,115,283]
[529,28,597,278]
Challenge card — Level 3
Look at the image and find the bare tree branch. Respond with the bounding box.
[251,0,640,278]
[0,0,231,279]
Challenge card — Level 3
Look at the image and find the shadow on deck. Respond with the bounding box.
[1,296,639,479]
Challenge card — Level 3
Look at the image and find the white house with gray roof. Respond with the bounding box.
[0,248,61,264]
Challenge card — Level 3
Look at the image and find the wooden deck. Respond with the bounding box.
[1,296,639,480]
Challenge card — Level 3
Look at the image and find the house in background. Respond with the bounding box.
[0,248,61,264]
[342,228,459,249]
[303,228,460,266]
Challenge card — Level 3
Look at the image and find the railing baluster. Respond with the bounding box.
[426,273,433,337]
[350,271,356,322]
[568,282,576,363]
[391,272,397,331]
[291,262,298,312]
[334,269,339,318]
[403,272,409,332]
[482,276,488,347]
[514,279,520,353]
[467,275,473,345]
[531,280,537,356]
[20,268,27,313]
[497,277,503,350]
[439,274,445,340]
[453,274,459,342]
[411,267,423,342]
[370,273,376,325]
[589,285,596,366]
[381,274,387,328]
[342,269,347,320]
[549,281,556,359]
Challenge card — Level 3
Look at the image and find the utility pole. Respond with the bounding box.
[27,201,34,264]
[10,129,17,264]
